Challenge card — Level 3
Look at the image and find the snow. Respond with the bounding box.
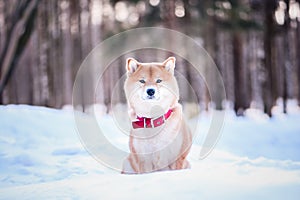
[0,104,300,199]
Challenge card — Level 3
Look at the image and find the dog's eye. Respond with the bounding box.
[156,79,162,83]
[139,80,146,83]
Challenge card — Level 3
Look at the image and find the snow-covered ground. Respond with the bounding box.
[0,104,300,199]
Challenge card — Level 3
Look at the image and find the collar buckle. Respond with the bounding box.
[151,115,165,128]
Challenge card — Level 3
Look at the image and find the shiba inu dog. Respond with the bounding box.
[122,57,192,174]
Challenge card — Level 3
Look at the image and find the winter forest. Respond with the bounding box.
[1,0,300,116]
[1,1,300,199]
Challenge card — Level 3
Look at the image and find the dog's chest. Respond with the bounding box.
[131,125,183,158]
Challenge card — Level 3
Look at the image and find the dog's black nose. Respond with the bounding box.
[147,88,155,96]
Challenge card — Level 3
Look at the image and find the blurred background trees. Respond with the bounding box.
[0,0,300,116]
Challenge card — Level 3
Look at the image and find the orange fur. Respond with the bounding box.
[122,57,192,174]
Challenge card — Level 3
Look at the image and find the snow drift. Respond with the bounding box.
[0,105,300,199]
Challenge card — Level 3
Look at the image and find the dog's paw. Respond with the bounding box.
[183,160,191,169]
[122,157,136,174]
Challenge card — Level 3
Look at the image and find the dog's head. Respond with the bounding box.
[124,57,179,118]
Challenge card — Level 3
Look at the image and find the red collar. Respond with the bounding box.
[132,109,173,129]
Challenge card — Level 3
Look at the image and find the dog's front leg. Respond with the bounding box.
[122,155,138,174]
[128,107,137,121]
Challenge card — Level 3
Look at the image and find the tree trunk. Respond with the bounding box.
[203,3,217,110]
[223,32,235,108]
[60,0,73,105]
[51,0,63,108]
[263,0,276,116]
[249,31,263,110]
[297,13,300,105]
[91,0,104,106]
[79,0,92,111]
[233,32,249,115]
[288,25,299,101]
[38,0,50,106]
[282,0,291,113]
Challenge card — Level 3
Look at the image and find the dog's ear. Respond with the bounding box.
[126,58,139,75]
[162,57,176,74]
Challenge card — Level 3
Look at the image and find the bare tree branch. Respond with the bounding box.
[0,0,40,97]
